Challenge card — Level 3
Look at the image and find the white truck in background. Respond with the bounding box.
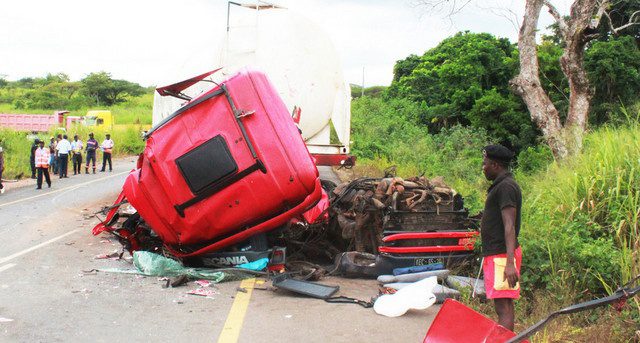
[152,2,353,166]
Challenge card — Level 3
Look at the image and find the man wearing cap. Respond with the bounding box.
[480,144,522,331]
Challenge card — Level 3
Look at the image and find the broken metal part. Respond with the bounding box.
[170,274,190,287]
[272,274,339,299]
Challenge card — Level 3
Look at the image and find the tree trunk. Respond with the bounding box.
[510,0,568,159]
[560,0,597,154]
[511,0,603,160]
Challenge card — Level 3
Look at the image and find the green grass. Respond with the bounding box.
[0,129,33,179]
[0,125,146,179]
[520,122,640,293]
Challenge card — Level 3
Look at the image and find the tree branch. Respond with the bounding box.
[543,0,569,40]
[589,0,609,29]
[611,10,640,34]
[476,3,520,32]
[411,0,473,17]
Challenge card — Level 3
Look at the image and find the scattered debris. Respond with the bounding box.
[272,274,339,299]
[71,288,92,294]
[392,263,444,276]
[236,287,248,293]
[237,258,269,271]
[333,252,377,278]
[194,280,212,288]
[373,277,437,317]
[445,275,485,297]
[170,275,189,288]
[377,269,450,284]
[431,284,461,304]
[97,251,252,283]
[94,250,121,260]
[187,288,218,297]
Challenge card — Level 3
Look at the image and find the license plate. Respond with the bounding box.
[414,257,443,266]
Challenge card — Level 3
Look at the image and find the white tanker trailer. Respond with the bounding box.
[152,2,353,166]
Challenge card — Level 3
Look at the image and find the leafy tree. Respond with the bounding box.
[81,72,145,106]
[390,32,518,127]
[468,89,538,151]
[388,32,535,150]
[392,54,422,82]
[14,77,36,89]
[585,36,640,124]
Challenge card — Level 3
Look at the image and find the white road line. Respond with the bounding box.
[0,263,16,273]
[0,230,79,265]
[0,170,130,209]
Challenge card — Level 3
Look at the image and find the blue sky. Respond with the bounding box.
[0,0,570,87]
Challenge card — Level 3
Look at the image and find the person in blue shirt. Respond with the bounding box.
[85,132,98,174]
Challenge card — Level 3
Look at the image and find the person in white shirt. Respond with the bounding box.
[56,134,72,178]
[71,135,84,175]
[100,133,114,172]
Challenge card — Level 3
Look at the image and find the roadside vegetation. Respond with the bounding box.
[350,95,640,341]
[349,27,640,341]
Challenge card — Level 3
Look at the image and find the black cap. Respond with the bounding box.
[483,144,514,163]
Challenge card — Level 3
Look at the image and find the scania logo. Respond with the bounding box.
[205,256,250,266]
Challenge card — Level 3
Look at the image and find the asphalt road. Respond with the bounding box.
[0,160,437,342]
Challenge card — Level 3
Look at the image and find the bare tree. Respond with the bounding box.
[414,0,640,160]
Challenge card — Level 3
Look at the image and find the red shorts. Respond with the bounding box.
[483,246,522,299]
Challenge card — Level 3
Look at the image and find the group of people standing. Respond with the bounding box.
[30,133,114,190]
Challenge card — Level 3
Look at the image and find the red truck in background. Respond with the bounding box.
[0,110,113,133]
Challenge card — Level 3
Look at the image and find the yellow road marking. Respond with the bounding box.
[0,170,129,208]
[217,278,256,343]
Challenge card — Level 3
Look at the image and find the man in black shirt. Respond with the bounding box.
[480,144,522,331]
[30,138,39,179]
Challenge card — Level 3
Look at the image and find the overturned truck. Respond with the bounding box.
[95,69,321,265]
[94,69,478,275]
